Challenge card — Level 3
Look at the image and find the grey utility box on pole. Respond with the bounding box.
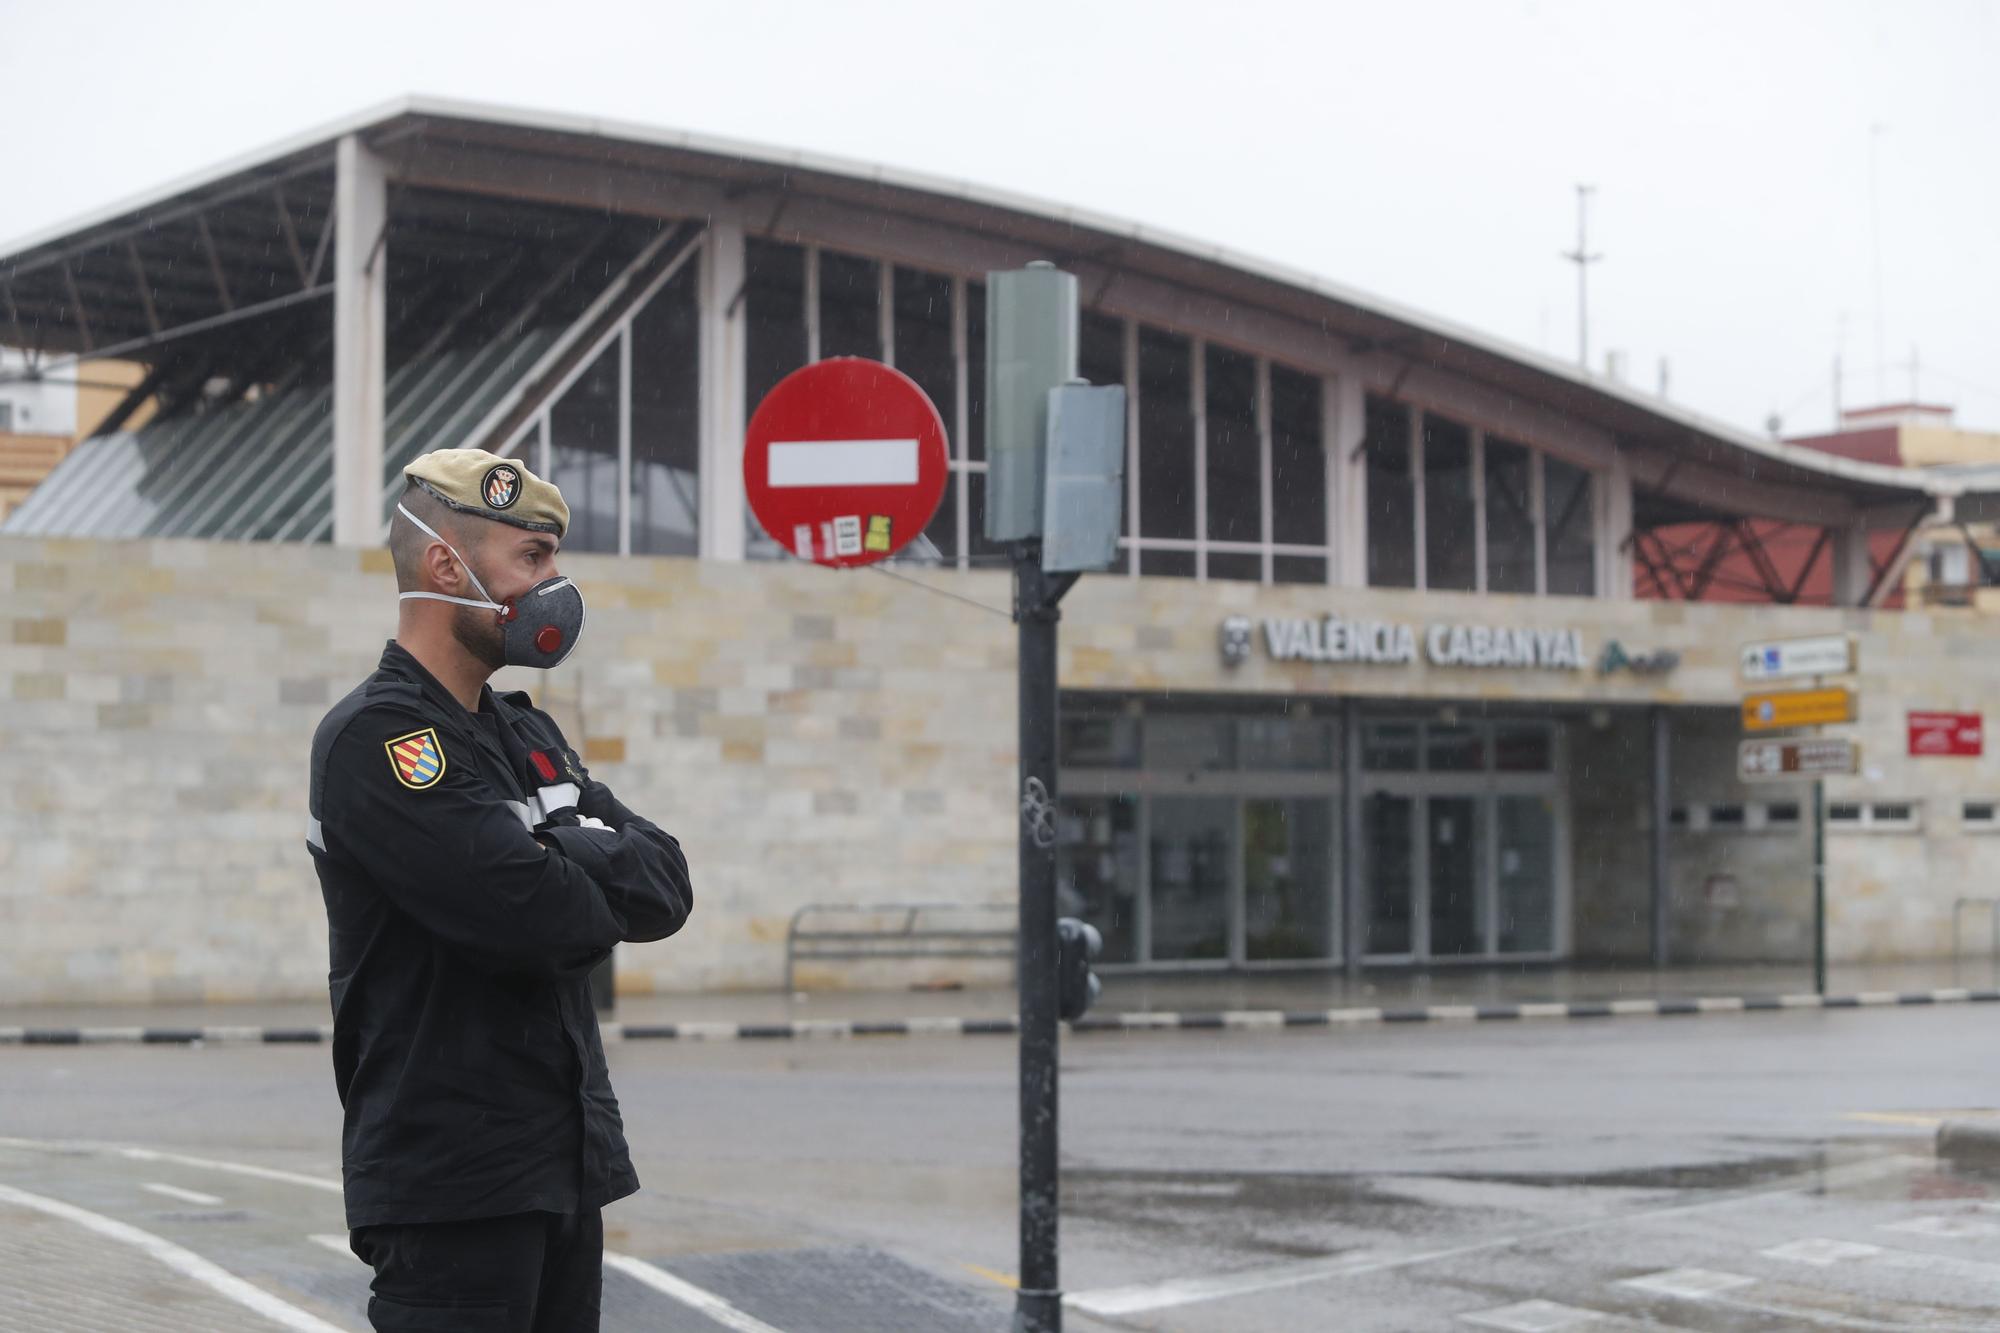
[984,261,1078,541]
[1041,382,1128,573]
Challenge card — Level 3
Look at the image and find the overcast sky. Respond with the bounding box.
[2,0,1993,437]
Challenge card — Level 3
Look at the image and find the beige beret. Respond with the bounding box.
[403,448,569,539]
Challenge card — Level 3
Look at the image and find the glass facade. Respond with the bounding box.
[1422,414,1477,592]
[628,263,699,557]
[499,234,1604,590]
[1059,705,1566,969]
[1365,397,1417,589]
[1364,395,1601,597]
[1545,456,1597,596]
[1484,436,1536,594]
[547,344,620,554]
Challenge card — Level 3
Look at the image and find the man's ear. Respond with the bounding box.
[425,538,459,592]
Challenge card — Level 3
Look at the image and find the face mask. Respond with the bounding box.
[396,503,586,670]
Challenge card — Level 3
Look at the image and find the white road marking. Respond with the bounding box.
[308,1234,356,1260]
[1619,1267,1756,1299]
[1459,1298,1602,1330]
[604,1251,788,1333]
[143,1182,224,1206]
[0,1181,350,1333]
[1762,1237,1884,1266]
[1882,1214,2000,1239]
[1625,1253,1998,1331]
[1066,1153,1925,1316]
[1770,1235,2000,1282]
[118,1146,342,1194]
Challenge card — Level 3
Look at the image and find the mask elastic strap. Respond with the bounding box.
[395,502,504,613]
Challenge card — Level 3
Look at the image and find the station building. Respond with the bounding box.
[3,98,1997,1004]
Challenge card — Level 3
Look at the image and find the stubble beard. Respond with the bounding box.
[452,603,507,672]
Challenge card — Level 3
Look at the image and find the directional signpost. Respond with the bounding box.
[1739,633,1855,682]
[1738,738,1861,780]
[1740,687,1858,732]
[1739,635,1860,993]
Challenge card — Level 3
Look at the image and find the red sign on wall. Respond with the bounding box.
[1908,711,1983,757]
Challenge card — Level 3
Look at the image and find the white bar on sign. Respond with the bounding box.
[768,439,918,488]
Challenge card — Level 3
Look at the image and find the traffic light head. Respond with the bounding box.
[1056,916,1103,1022]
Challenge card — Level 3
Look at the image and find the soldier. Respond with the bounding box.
[306,448,693,1332]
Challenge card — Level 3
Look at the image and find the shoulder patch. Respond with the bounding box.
[385,727,447,790]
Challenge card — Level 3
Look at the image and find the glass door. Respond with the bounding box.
[1362,791,1417,956]
[1057,794,1141,964]
[1148,797,1234,962]
[1243,797,1337,962]
[1427,795,1485,956]
[1495,794,1558,953]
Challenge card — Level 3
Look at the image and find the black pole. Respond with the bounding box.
[1812,776,1827,995]
[1341,697,1362,983]
[1650,706,1670,969]
[1015,541,1063,1333]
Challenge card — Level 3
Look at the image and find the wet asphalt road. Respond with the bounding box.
[2,1003,1998,1331]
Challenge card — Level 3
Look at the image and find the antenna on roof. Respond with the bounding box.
[1559,184,1603,372]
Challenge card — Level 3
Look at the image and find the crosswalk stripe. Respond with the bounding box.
[142,1182,223,1207]
[604,1252,788,1333]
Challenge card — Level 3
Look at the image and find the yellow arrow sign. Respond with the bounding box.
[1741,687,1856,732]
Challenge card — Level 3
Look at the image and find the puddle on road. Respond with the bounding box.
[1065,1167,1497,1259]
[1066,1141,1992,1258]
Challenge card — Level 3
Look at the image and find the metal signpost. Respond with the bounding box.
[987,262,1124,1333]
[740,272,1123,1333]
[1739,636,1861,994]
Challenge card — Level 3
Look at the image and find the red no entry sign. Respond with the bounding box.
[743,358,949,568]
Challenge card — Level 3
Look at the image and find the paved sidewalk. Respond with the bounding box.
[0,1199,290,1333]
[2,959,1989,1036]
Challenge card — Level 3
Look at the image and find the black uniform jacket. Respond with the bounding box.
[306,640,692,1229]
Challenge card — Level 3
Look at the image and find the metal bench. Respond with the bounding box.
[783,901,1016,994]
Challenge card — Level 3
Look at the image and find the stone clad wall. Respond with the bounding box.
[1059,580,2000,966]
[3,534,1999,1006]
[0,535,1018,1006]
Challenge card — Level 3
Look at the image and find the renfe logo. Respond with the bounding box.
[1908,712,1983,758]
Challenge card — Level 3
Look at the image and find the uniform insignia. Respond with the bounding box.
[482,463,521,510]
[385,727,447,790]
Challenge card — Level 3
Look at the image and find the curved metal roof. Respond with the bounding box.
[0,94,1970,510]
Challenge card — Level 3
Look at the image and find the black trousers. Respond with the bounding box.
[349,1208,603,1332]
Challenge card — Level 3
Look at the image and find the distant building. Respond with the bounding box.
[0,352,152,521]
[5,98,2000,1005]
[1782,404,2000,610]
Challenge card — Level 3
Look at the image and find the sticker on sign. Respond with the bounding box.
[1740,634,1854,682]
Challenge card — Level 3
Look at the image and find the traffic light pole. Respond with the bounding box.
[1015,541,1077,1333]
